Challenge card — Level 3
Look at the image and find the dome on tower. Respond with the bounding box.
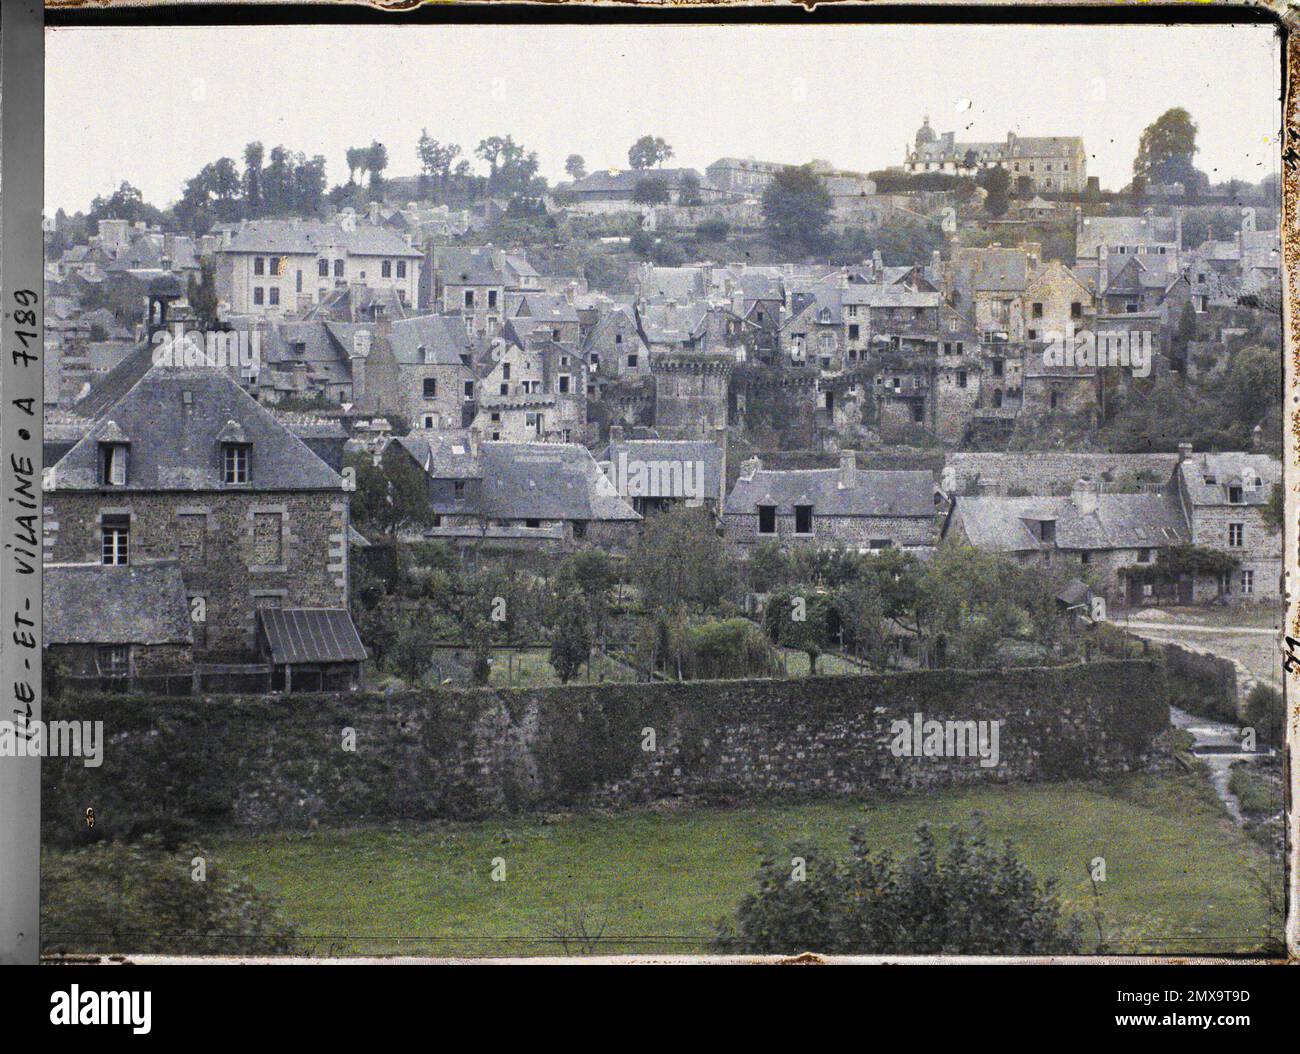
[915,115,937,148]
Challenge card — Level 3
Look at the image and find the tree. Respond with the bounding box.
[763,589,832,675]
[186,258,220,328]
[242,141,265,215]
[714,819,1084,955]
[349,449,437,538]
[677,171,702,207]
[977,165,1011,218]
[761,164,832,256]
[549,589,592,684]
[391,612,442,684]
[564,154,587,181]
[366,141,389,189]
[417,131,461,195]
[628,135,673,170]
[1133,107,1201,188]
[836,577,891,671]
[630,506,736,614]
[632,177,670,205]
[345,146,367,185]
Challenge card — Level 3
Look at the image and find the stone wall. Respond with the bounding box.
[42,660,1167,842]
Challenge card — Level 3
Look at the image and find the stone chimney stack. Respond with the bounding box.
[839,449,858,490]
[740,456,762,482]
[1072,477,1099,517]
[1177,441,1193,463]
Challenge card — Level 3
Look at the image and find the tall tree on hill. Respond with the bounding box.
[977,164,1011,218]
[564,154,587,181]
[628,135,673,170]
[242,142,264,215]
[761,164,832,257]
[1133,108,1204,192]
[366,141,389,190]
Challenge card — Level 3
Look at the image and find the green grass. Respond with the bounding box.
[426,647,639,688]
[775,647,864,677]
[203,772,1278,958]
[1228,763,1282,821]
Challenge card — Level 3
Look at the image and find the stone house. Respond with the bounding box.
[904,117,1087,193]
[471,336,587,443]
[388,431,640,550]
[598,434,726,516]
[361,313,480,431]
[44,561,194,687]
[215,217,422,319]
[581,303,650,384]
[724,452,942,554]
[43,365,357,662]
[1174,448,1282,602]
[943,480,1190,608]
[511,292,582,348]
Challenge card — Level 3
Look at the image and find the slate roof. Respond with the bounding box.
[394,431,484,479]
[1077,215,1179,258]
[726,468,938,518]
[599,439,725,501]
[385,314,476,366]
[514,293,580,325]
[638,301,710,345]
[259,608,368,665]
[569,168,716,195]
[1178,453,1281,506]
[44,562,192,646]
[220,219,421,258]
[474,443,640,522]
[638,266,708,302]
[950,248,1033,294]
[952,491,1189,553]
[435,247,504,285]
[48,365,344,492]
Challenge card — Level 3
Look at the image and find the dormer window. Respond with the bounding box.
[1228,485,1243,504]
[223,445,249,484]
[1038,519,1056,544]
[100,443,128,486]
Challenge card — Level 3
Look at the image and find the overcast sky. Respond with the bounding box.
[46,22,1281,214]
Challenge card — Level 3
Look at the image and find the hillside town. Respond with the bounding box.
[40,109,1283,695]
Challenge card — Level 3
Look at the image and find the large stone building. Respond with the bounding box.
[43,365,360,663]
[903,116,1086,194]
[215,216,422,319]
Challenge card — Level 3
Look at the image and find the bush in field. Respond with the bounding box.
[42,839,298,956]
[549,590,593,684]
[714,818,1083,955]
[1244,683,1284,747]
[686,618,778,680]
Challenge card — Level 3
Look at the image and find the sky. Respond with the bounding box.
[45,22,1282,214]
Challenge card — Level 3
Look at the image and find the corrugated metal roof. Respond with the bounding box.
[259,608,368,665]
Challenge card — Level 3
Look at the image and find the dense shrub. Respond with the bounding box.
[42,839,298,956]
[714,818,1083,955]
[1244,683,1284,747]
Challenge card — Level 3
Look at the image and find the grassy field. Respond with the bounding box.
[427,646,640,688]
[206,772,1280,958]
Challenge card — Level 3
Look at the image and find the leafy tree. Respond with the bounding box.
[1225,346,1281,427]
[186,258,220,328]
[242,141,264,215]
[346,146,367,185]
[763,588,832,675]
[564,154,587,181]
[391,611,443,684]
[417,131,462,195]
[366,141,389,189]
[977,165,1012,218]
[836,576,891,671]
[1262,482,1285,533]
[349,449,437,538]
[677,171,703,207]
[549,589,592,684]
[628,135,673,170]
[1134,107,1203,190]
[748,540,792,594]
[714,819,1084,955]
[630,506,736,614]
[762,164,832,256]
[632,177,670,205]
[697,217,731,242]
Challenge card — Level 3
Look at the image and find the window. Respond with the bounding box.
[1038,519,1056,544]
[756,505,777,534]
[453,481,466,501]
[1032,302,1043,319]
[502,363,511,380]
[1228,523,1244,548]
[1136,548,1152,564]
[488,290,498,309]
[868,539,893,550]
[268,257,285,277]
[97,645,130,679]
[1080,551,1091,565]
[525,519,541,529]
[499,382,509,396]
[1240,570,1254,595]
[1049,391,1059,410]
[253,512,284,565]
[1228,485,1243,504]
[334,259,344,278]
[464,289,475,308]
[422,414,436,429]
[794,504,813,535]
[463,380,475,400]
[558,374,570,394]
[381,260,392,278]
[223,444,250,485]
[626,354,638,369]
[269,287,280,306]
[991,358,1004,377]
[848,324,860,340]
[253,287,264,305]
[318,258,329,277]
[423,378,438,399]
[101,515,129,566]
[1071,302,1083,319]
[957,370,967,389]
[253,257,265,276]
[100,443,127,486]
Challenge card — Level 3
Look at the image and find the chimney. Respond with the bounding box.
[732,290,745,317]
[564,281,577,306]
[872,249,883,272]
[1072,478,1099,517]
[1252,424,1262,451]
[1177,441,1193,463]
[369,201,381,225]
[839,449,858,490]
[1098,244,1109,295]
[740,456,762,482]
